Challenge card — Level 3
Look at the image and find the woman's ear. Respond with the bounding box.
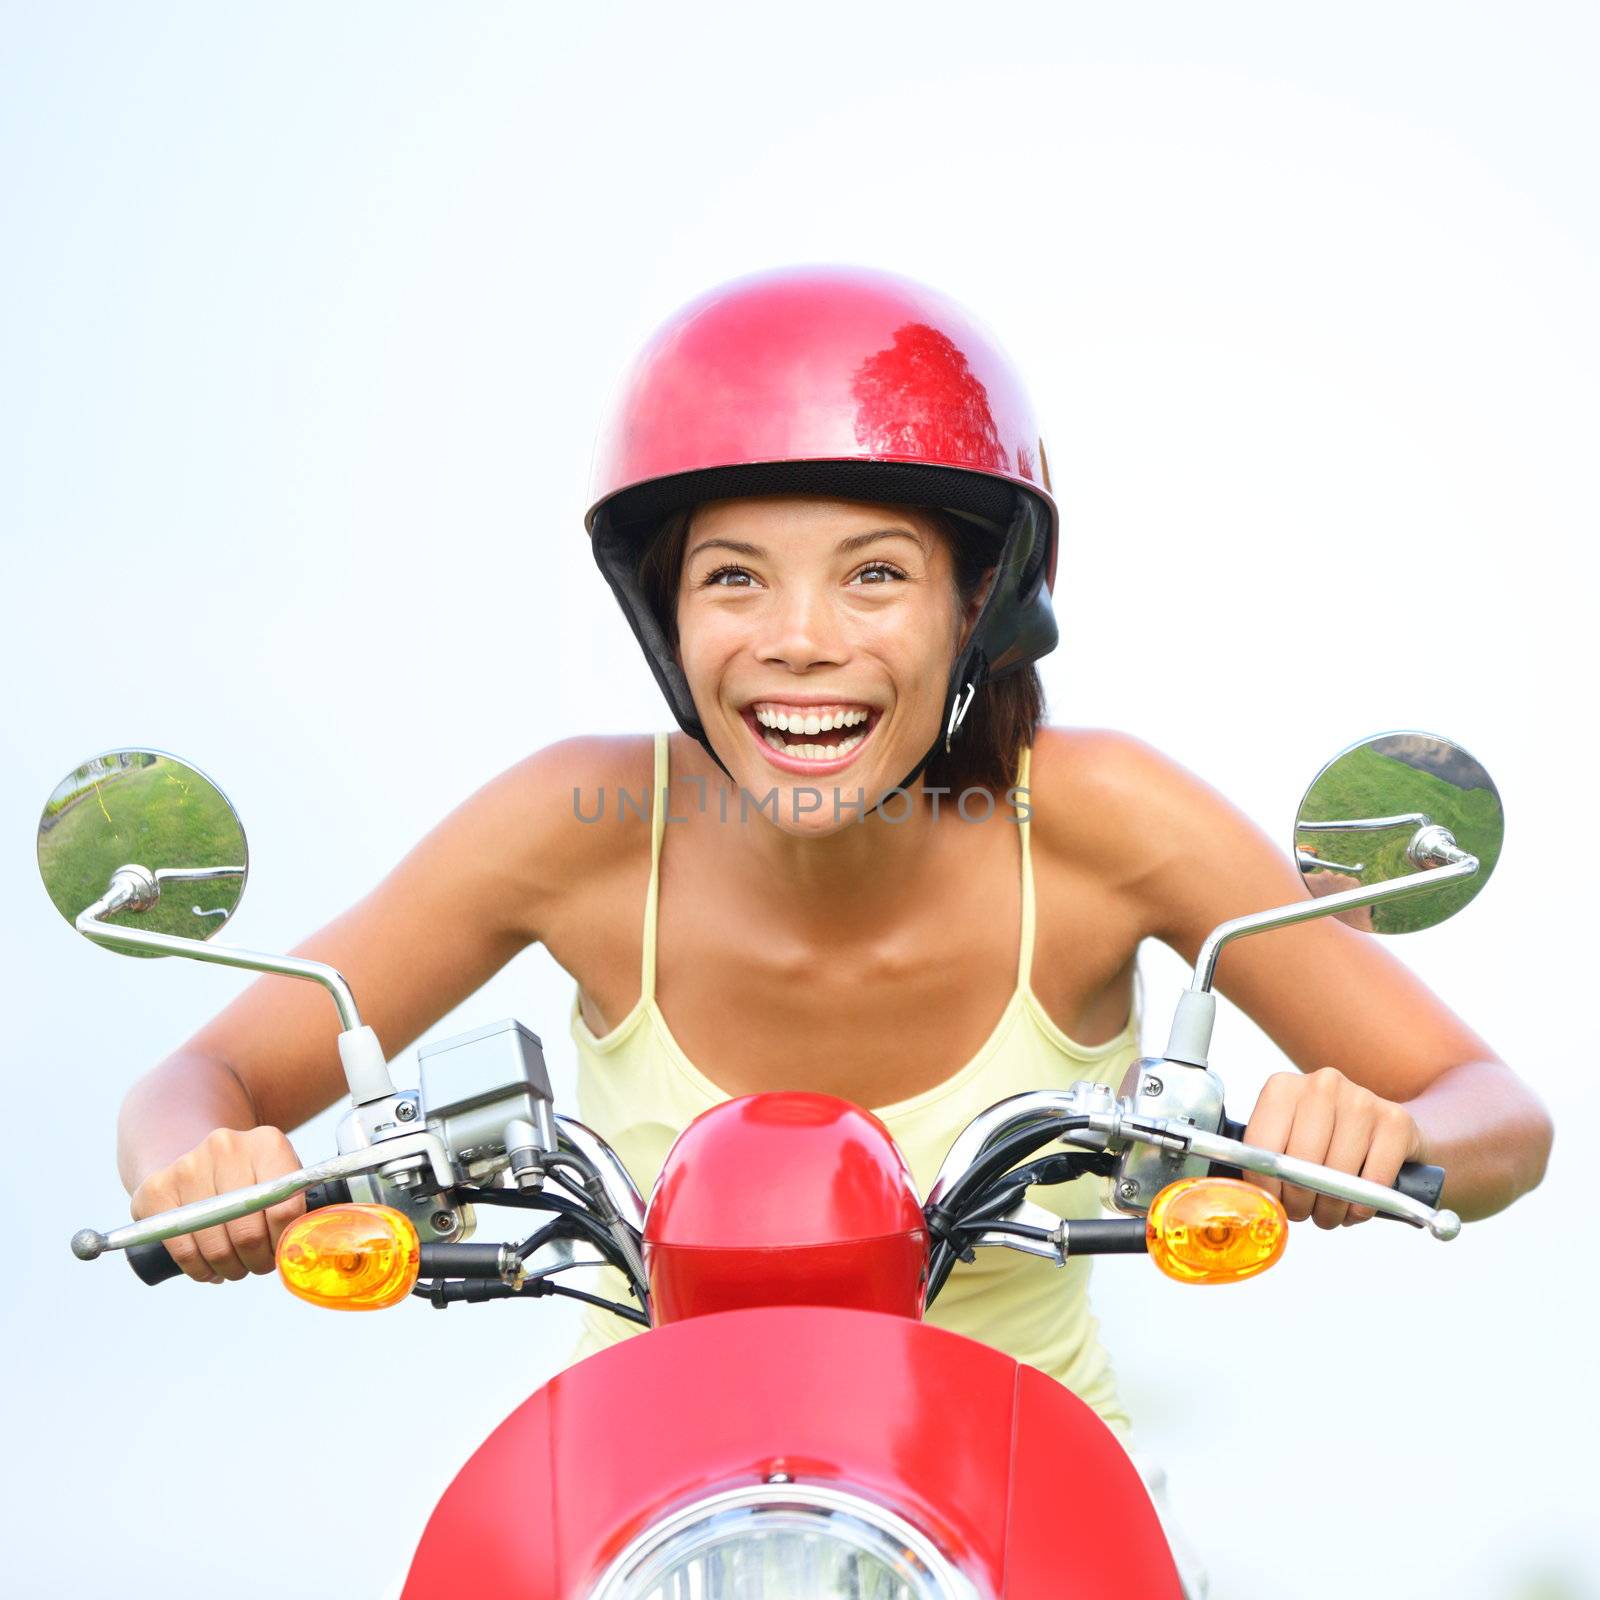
[958,567,998,650]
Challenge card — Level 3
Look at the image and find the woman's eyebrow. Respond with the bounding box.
[685,526,927,563]
[686,536,765,560]
[836,527,928,555]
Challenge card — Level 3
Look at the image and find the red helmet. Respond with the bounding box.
[586,264,1058,774]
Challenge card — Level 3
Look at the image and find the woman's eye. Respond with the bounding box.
[850,561,907,585]
[701,564,757,588]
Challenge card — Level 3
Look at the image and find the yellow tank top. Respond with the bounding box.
[568,733,1141,1440]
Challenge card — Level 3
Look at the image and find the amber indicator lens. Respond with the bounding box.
[276,1203,420,1310]
[1146,1177,1288,1285]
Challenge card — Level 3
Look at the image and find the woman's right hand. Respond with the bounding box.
[129,1127,306,1283]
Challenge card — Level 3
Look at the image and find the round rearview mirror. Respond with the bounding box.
[37,751,248,956]
[1294,732,1502,934]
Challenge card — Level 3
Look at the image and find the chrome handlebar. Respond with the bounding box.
[933,1084,1461,1244]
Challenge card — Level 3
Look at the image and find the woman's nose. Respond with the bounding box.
[755,584,848,672]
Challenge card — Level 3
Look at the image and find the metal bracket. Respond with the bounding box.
[1108,1058,1224,1215]
[944,681,976,752]
[971,1198,1067,1263]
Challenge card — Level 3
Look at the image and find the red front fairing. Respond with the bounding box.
[402,1306,1180,1599]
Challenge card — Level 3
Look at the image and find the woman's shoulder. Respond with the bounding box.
[1025,725,1298,946]
[1025,726,1245,897]
[493,732,658,811]
[441,733,661,943]
[1025,725,1195,841]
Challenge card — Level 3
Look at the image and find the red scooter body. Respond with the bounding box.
[402,1305,1181,1598]
[402,1095,1183,1598]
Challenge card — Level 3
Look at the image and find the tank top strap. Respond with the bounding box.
[1016,742,1036,990]
[640,731,670,1000]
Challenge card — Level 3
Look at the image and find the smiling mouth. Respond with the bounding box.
[742,700,881,765]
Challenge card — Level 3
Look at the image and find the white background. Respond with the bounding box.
[2,4,1596,1596]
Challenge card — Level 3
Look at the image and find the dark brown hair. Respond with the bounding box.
[637,501,1044,796]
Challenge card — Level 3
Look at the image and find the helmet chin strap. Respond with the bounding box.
[878,652,985,803]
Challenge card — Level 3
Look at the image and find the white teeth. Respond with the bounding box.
[760,730,865,761]
[752,705,871,733]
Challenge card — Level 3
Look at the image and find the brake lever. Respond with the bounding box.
[1168,1123,1460,1240]
[71,1129,457,1261]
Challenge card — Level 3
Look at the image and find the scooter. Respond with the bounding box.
[37,731,1500,1598]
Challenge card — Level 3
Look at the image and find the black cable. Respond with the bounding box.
[924,1117,1096,1302]
[454,1184,587,1217]
[411,1276,649,1326]
[924,1146,1113,1304]
[510,1212,640,1296]
[414,1280,519,1306]
[453,1184,648,1301]
[543,1208,628,1270]
[541,1167,596,1208]
[541,1282,650,1326]
[926,1116,1093,1238]
[515,1216,576,1262]
[961,1151,1111,1226]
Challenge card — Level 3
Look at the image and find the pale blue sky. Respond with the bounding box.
[3,4,1596,1596]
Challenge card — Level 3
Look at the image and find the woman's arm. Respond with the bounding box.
[117,736,631,1279]
[1060,730,1553,1224]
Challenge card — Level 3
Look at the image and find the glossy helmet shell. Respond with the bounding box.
[643,1092,929,1324]
[585,264,1059,767]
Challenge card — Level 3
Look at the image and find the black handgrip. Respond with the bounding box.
[1387,1161,1446,1210]
[1216,1117,1445,1219]
[124,1177,352,1285]
[127,1239,184,1285]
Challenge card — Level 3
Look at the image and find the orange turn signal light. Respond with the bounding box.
[1146,1177,1288,1285]
[276,1203,420,1311]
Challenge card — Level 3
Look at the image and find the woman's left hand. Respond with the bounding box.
[1241,1066,1426,1228]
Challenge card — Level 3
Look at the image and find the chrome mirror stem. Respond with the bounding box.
[74,897,397,1105]
[1191,851,1478,995]
[77,894,363,1030]
[1164,848,1479,1069]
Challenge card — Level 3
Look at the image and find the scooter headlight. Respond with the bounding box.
[589,1482,981,1600]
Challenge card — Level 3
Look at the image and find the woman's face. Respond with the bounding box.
[675,496,974,834]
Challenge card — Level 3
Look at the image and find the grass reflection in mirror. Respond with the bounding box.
[1296,736,1501,933]
[36,752,247,954]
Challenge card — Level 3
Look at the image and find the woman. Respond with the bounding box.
[117,264,1551,1443]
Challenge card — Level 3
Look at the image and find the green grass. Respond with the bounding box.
[36,756,247,955]
[1295,740,1502,933]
